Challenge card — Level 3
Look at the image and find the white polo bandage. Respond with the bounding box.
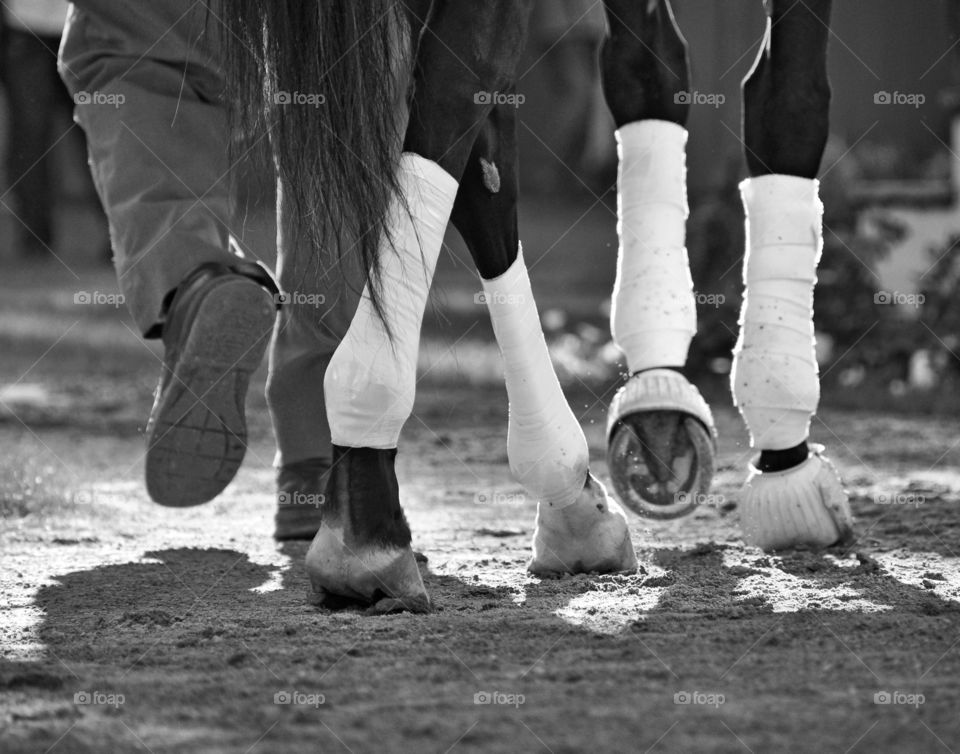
[325,153,457,448]
[483,248,588,509]
[732,174,822,450]
[611,120,696,372]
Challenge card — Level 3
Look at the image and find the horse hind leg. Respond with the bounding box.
[307,149,454,614]
[732,0,853,551]
[305,4,480,614]
[451,104,636,576]
[600,0,717,519]
[307,0,562,609]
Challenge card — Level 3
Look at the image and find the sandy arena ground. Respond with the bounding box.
[2,229,960,752]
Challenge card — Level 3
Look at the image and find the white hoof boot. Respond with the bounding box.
[740,444,854,551]
[528,472,638,575]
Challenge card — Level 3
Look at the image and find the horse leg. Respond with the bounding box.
[306,0,554,610]
[450,108,637,574]
[732,0,853,550]
[600,0,717,519]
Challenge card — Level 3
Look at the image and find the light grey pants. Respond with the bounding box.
[59,0,367,467]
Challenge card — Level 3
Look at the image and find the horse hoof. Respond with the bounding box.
[305,523,431,612]
[740,444,854,551]
[528,472,638,576]
[606,369,716,519]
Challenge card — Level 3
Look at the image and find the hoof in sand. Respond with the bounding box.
[528,472,638,576]
[306,523,431,613]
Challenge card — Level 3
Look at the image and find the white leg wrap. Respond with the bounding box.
[611,120,696,372]
[483,248,588,509]
[733,175,822,450]
[324,154,458,448]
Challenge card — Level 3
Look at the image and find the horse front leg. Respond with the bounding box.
[306,0,550,610]
[600,0,717,519]
[732,0,854,551]
[450,95,637,572]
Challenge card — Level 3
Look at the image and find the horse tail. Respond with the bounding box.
[223,1,409,328]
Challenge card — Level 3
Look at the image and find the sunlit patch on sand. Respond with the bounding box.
[555,565,671,633]
[249,567,288,594]
[873,550,960,604]
[0,605,47,662]
[722,550,890,613]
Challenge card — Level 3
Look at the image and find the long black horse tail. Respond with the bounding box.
[223,1,409,328]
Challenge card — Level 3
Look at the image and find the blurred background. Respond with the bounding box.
[3,0,960,425]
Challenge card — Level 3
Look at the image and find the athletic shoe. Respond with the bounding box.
[145,261,277,506]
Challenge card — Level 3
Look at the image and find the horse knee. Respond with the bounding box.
[405,1,532,177]
[450,109,520,279]
[741,2,831,178]
[742,63,830,178]
[601,0,690,127]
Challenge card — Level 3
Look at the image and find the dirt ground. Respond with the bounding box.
[3,255,960,753]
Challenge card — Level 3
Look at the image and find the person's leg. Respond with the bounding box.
[60,1,242,334]
[3,29,59,256]
[268,191,365,540]
[60,1,277,505]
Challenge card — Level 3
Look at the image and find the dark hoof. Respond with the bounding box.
[607,410,715,519]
